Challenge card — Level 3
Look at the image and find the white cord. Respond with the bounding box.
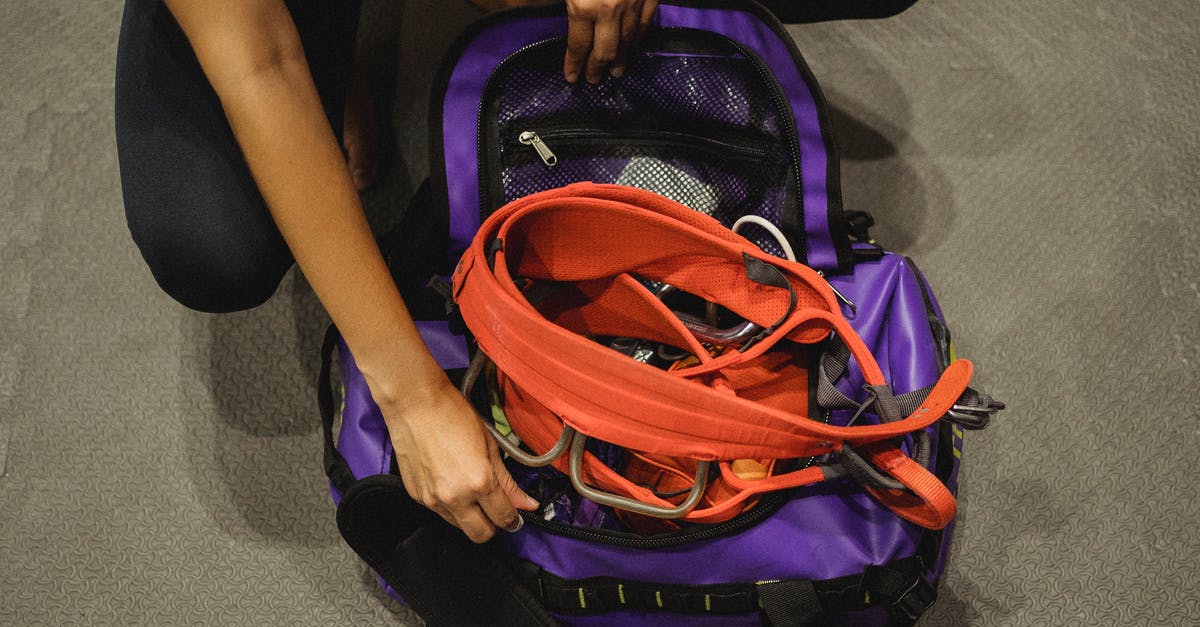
[731,215,796,262]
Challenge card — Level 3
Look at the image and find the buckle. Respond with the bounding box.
[945,398,1004,430]
[889,576,937,623]
[861,560,937,625]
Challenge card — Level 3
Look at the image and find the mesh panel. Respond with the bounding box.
[498,54,775,130]
[490,47,795,258]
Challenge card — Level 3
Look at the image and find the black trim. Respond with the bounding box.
[318,324,356,495]
[680,0,854,270]
[520,555,935,625]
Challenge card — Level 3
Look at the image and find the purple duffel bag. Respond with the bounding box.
[316,3,1001,625]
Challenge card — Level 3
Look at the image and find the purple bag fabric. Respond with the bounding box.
[321,3,993,624]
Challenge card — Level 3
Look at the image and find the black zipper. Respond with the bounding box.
[477,37,564,221]
[518,489,793,549]
[504,124,780,166]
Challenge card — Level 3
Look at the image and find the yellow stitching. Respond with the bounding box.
[705,594,712,612]
[952,446,962,459]
[618,584,625,605]
[578,588,586,609]
[656,591,663,608]
[865,591,871,603]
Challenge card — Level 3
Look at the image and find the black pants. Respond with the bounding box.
[114,0,914,314]
[114,0,361,313]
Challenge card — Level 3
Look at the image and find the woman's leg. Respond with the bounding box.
[114,0,360,313]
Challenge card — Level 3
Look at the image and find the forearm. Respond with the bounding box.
[220,62,446,405]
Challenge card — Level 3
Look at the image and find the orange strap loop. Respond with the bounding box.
[453,183,967,528]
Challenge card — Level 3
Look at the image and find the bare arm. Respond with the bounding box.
[163,0,535,542]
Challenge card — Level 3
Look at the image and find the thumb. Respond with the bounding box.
[493,454,539,511]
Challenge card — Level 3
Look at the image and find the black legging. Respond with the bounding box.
[114,0,360,313]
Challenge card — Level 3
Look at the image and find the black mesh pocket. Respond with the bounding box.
[479,30,799,258]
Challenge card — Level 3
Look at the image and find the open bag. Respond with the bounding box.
[317,3,1002,625]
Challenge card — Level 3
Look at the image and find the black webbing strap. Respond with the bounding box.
[336,475,558,627]
[521,556,935,626]
[862,558,939,625]
[317,325,557,626]
[318,324,356,495]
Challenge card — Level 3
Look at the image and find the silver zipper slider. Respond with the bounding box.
[519,131,558,166]
[817,270,857,314]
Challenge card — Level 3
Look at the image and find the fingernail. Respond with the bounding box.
[525,494,539,509]
[610,66,624,78]
[565,71,579,83]
[506,516,524,533]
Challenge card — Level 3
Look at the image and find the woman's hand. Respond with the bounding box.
[375,374,539,543]
[468,0,657,83]
[564,0,658,83]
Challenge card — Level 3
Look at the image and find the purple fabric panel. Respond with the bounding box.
[655,5,836,269]
[826,253,942,398]
[442,16,567,260]
[334,340,394,483]
[501,485,918,585]
[830,253,959,581]
[415,320,470,369]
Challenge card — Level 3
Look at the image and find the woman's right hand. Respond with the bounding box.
[375,375,539,543]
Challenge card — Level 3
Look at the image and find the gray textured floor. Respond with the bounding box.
[2,1,1197,625]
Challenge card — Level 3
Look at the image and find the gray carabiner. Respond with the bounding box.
[567,432,710,519]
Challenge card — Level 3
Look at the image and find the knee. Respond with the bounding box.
[129,217,292,314]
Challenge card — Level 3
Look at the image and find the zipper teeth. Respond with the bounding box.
[521,429,830,549]
[515,128,775,161]
[520,490,791,548]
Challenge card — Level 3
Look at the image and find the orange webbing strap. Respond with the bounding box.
[860,442,958,529]
[453,183,970,527]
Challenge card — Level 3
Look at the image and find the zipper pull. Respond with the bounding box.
[519,131,558,166]
[817,270,857,315]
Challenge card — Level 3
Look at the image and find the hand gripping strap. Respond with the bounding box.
[453,183,971,526]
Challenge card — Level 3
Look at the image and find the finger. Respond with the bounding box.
[492,453,540,512]
[638,0,658,39]
[611,1,641,78]
[477,481,524,534]
[586,11,622,83]
[563,11,594,83]
[453,504,500,544]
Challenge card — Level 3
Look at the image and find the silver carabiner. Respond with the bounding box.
[567,432,710,519]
